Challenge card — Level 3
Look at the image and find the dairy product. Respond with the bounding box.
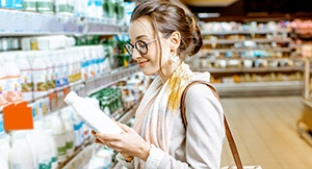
[3,52,22,103]
[31,51,49,99]
[27,128,52,169]
[23,0,36,11]
[16,51,33,102]
[2,0,23,9]
[36,0,54,13]
[69,107,84,148]
[45,129,58,169]
[60,108,75,157]
[9,131,34,169]
[61,50,70,86]
[49,112,67,163]
[64,91,123,134]
[52,50,62,88]
[80,47,88,80]
[55,0,72,15]
[0,114,10,169]
[0,58,9,107]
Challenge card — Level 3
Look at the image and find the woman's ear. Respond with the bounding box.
[169,31,181,51]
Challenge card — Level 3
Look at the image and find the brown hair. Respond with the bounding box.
[130,0,203,61]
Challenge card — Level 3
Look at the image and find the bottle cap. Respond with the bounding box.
[64,91,78,105]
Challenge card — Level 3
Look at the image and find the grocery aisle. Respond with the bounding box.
[220,96,312,169]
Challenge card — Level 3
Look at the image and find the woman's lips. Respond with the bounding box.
[138,60,149,67]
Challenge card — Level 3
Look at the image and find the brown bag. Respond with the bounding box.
[180,81,262,169]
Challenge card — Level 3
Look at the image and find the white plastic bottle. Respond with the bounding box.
[86,0,97,18]
[0,58,9,107]
[64,91,123,134]
[31,51,48,99]
[41,116,59,169]
[16,51,33,102]
[103,45,112,73]
[9,131,34,169]
[73,0,83,17]
[0,114,10,169]
[49,112,67,163]
[86,47,95,78]
[55,0,71,15]
[36,0,54,13]
[44,51,55,93]
[60,108,75,157]
[91,46,100,76]
[22,0,37,11]
[3,52,22,103]
[51,50,63,89]
[80,47,89,80]
[74,48,82,82]
[60,50,69,87]
[97,45,105,76]
[69,107,84,148]
[45,129,58,169]
[27,124,52,169]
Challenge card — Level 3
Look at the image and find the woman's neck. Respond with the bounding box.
[158,61,182,83]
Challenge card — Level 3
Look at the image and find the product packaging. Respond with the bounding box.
[64,91,123,134]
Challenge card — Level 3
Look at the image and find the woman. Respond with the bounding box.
[93,0,225,168]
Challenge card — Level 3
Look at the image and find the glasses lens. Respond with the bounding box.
[135,40,148,55]
[125,43,133,55]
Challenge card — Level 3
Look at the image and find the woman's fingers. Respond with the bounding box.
[94,138,102,144]
[117,122,131,133]
[91,130,97,135]
[96,133,119,141]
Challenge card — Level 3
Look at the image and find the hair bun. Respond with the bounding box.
[186,15,203,56]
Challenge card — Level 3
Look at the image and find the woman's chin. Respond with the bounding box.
[141,69,157,76]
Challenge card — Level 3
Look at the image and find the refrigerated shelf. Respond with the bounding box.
[0,9,124,36]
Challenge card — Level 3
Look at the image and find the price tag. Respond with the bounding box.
[3,102,33,130]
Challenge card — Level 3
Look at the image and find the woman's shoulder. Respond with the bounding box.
[185,81,216,99]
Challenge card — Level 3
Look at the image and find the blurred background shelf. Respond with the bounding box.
[215,81,304,97]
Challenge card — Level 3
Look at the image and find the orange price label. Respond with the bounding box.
[3,102,33,130]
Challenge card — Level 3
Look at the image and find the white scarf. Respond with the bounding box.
[133,62,210,168]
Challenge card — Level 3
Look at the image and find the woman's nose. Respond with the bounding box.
[131,48,141,61]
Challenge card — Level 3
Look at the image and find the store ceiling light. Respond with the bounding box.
[198,13,220,18]
[182,0,238,7]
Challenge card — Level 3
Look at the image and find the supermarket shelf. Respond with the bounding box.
[204,47,293,53]
[116,105,137,124]
[0,9,124,36]
[61,141,95,169]
[16,65,140,115]
[194,67,304,74]
[215,81,304,97]
[201,29,290,35]
[203,38,292,44]
[86,65,140,95]
[196,57,304,61]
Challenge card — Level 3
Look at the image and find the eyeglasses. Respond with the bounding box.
[124,38,157,56]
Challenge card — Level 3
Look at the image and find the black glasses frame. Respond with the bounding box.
[124,38,157,56]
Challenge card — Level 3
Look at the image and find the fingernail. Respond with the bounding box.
[91,130,97,135]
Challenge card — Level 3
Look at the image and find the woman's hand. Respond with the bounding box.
[92,122,151,161]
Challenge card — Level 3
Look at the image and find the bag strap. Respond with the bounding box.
[180,81,243,169]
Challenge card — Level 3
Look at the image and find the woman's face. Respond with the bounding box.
[128,16,172,76]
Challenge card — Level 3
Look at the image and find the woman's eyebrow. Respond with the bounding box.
[130,35,148,43]
[136,35,148,40]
